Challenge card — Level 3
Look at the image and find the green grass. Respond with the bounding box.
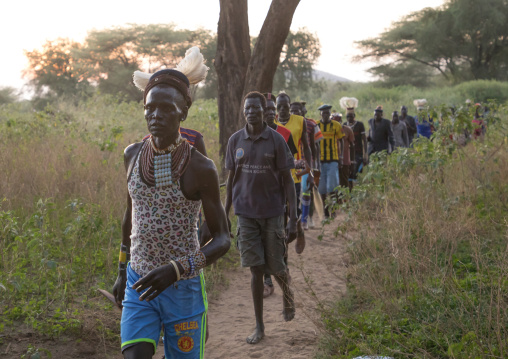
[0,94,233,342]
[317,103,508,358]
[1,80,508,350]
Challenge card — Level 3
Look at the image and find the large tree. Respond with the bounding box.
[356,0,508,85]
[215,0,300,161]
[24,24,217,102]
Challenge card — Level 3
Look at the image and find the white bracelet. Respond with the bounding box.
[170,260,181,281]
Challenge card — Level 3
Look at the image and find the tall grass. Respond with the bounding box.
[0,94,226,342]
[318,104,508,358]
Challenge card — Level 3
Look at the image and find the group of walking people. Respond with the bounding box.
[109,46,481,359]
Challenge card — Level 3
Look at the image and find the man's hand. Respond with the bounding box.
[132,264,178,302]
[112,271,127,307]
[287,218,297,243]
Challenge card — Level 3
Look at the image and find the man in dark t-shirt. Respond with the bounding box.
[368,106,395,156]
[344,109,367,182]
[400,105,417,144]
[225,91,297,345]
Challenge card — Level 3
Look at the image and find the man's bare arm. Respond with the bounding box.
[199,162,231,265]
[224,169,235,232]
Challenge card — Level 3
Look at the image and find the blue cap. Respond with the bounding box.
[318,104,332,111]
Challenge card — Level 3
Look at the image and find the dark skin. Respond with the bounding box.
[225,97,297,345]
[337,116,355,167]
[400,106,416,134]
[347,112,368,165]
[291,103,317,170]
[302,102,321,168]
[113,86,230,359]
[277,96,314,186]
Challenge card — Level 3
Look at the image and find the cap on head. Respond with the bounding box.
[318,104,332,111]
[143,69,192,106]
[375,105,383,112]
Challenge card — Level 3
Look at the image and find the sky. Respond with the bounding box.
[1,0,445,93]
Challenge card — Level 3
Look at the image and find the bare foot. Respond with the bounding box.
[246,326,265,344]
[282,288,295,321]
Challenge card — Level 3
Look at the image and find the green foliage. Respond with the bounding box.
[357,0,508,85]
[318,103,508,358]
[0,93,231,343]
[0,199,120,337]
[0,86,20,105]
[273,28,322,95]
[23,24,217,104]
[24,25,323,104]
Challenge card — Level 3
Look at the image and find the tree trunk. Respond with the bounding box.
[215,0,251,164]
[243,0,300,94]
[215,0,300,166]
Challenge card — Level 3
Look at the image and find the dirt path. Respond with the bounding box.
[2,221,346,359]
[203,220,347,359]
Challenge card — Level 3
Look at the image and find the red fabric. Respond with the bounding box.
[275,125,291,142]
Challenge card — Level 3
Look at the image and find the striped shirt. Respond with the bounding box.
[317,120,344,162]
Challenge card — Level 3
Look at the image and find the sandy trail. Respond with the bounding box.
[203,220,347,359]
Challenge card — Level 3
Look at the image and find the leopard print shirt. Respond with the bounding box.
[128,155,201,279]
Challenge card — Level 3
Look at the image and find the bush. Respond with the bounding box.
[318,103,508,358]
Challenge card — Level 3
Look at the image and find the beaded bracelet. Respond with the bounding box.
[176,250,207,277]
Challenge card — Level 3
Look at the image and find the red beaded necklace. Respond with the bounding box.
[139,135,192,187]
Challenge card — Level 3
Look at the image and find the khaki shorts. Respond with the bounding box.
[236,215,286,275]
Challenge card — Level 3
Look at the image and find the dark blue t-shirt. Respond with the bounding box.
[226,124,295,219]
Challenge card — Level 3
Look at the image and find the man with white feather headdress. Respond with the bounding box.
[112,47,230,359]
[414,99,433,139]
[340,97,367,184]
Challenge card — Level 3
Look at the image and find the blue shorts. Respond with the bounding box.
[318,161,339,195]
[121,263,207,358]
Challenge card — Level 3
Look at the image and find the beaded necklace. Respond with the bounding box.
[139,135,192,188]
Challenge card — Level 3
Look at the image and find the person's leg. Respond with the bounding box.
[263,273,274,298]
[319,162,330,218]
[326,162,339,216]
[124,343,154,359]
[249,265,265,344]
[308,188,315,228]
[235,217,266,344]
[300,174,310,227]
[294,182,305,254]
[273,273,295,322]
[121,264,161,358]
[262,215,295,322]
[161,274,208,358]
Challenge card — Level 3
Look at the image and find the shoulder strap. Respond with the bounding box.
[126,143,144,182]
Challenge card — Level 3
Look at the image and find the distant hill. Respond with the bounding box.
[313,69,351,83]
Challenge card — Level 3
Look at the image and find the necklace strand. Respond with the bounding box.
[140,136,191,187]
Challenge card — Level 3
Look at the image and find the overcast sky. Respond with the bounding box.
[2,0,444,92]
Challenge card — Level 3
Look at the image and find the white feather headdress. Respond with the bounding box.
[413,99,428,110]
[340,97,359,110]
[133,46,209,91]
[340,97,359,114]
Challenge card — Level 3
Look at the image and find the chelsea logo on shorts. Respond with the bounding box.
[236,148,244,159]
